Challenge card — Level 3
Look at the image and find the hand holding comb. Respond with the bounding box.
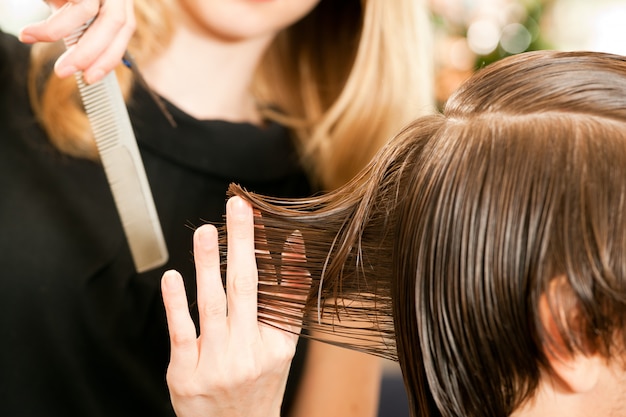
[64,19,169,273]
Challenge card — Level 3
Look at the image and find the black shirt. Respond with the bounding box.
[0,31,311,416]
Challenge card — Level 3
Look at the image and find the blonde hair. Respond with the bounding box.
[28,0,176,157]
[29,0,433,190]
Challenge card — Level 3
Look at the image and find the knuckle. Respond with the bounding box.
[81,1,101,18]
[167,375,199,398]
[272,342,297,364]
[200,300,226,319]
[71,51,96,71]
[96,2,127,29]
[170,332,196,348]
[231,273,258,296]
[108,14,127,30]
[233,359,263,383]
[42,26,65,41]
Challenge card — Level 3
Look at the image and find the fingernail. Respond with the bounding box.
[163,270,181,291]
[85,69,105,84]
[56,65,78,78]
[229,197,251,219]
[19,33,37,44]
[196,225,216,249]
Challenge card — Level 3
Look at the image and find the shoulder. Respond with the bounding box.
[0,29,29,78]
[0,29,31,86]
[0,30,12,96]
[0,29,31,107]
[0,29,35,124]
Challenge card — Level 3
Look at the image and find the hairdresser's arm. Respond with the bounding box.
[162,197,300,417]
[289,336,382,417]
[19,0,135,84]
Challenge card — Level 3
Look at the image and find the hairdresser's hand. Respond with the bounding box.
[162,197,301,417]
[19,0,135,84]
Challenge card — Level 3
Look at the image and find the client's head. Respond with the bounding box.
[393,50,626,417]
[226,50,626,417]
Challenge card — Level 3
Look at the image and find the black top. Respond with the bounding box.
[0,31,311,416]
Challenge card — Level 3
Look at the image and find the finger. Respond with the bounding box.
[56,1,135,81]
[64,0,135,82]
[194,225,229,347]
[80,18,135,83]
[225,197,260,338]
[161,270,198,378]
[47,0,82,8]
[258,320,299,360]
[20,0,135,82]
[20,1,100,43]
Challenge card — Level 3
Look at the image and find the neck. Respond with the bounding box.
[140,10,273,123]
[511,382,564,417]
[510,374,611,417]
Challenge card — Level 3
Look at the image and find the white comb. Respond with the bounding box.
[64,21,168,273]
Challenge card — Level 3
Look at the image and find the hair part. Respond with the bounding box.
[223,51,626,417]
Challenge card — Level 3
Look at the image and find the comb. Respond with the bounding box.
[64,20,168,273]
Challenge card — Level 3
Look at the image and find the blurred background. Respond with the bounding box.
[2,0,624,106]
[1,0,625,416]
[0,0,50,35]
[430,0,626,104]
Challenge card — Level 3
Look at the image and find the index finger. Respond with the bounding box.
[161,270,199,379]
[195,224,229,347]
[20,1,100,43]
[20,0,135,82]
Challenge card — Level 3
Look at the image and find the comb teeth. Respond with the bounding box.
[76,76,125,152]
[63,20,91,48]
[65,22,169,272]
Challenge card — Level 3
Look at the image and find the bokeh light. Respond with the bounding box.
[500,23,532,54]
[431,0,626,104]
[1,0,625,106]
[467,19,501,55]
[0,0,49,35]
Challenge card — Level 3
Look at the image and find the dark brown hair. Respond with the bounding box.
[222,51,626,417]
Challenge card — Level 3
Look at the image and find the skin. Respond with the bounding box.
[18,2,383,416]
[514,361,626,417]
[511,295,626,417]
[179,0,321,42]
[167,203,626,417]
[140,0,320,122]
[19,0,136,84]
[142,3,384,412]
[162,198,303,417]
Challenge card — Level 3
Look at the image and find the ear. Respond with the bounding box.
[538,291,603,394]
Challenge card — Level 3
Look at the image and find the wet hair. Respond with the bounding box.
[222,51,626,416]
